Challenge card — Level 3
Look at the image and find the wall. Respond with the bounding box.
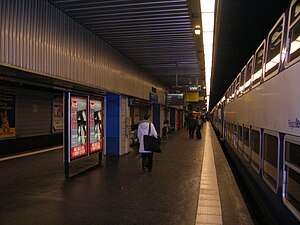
[0,0,167,103]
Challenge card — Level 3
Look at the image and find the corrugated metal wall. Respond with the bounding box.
[0,0,166,103]
[0,84,54,138]
[16,88,52,137]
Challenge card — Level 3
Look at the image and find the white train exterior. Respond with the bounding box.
[211,0,300,224]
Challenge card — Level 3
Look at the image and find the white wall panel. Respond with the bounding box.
[0,0,166,103]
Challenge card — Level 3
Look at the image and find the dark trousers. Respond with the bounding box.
[142,152,153,171]
[188,127,196,138]
[196,126,202,139]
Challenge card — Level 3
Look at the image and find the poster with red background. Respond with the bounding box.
[70,96,88,160]
[89,99,103,153]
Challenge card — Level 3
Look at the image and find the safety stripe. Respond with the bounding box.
[195,124,223,225]
[0,146,63,162]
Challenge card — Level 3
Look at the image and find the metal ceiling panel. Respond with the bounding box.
[49,0,203,89]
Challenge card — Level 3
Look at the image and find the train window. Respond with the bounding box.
[243,126,250,161]
[231,84,235,100]
[287,22,300,63]
[239,67,246,95]
[226,89,231,103]
[244,57,253,92]
[226,122,230,142]
[227,122,232,144]
[290,0,300,25]
[265,18,283,79]
[233,124,238,149]
[287,1,300,65]
[235,74,241,97]
[262,131,279,193]
[252,42,265,88]
[283,136,300,220]
[251,128,261,173]
[224,122,227,140]
[238,125,243,154]
[230,123,234,144]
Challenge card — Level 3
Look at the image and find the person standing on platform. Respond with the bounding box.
[188,115,197,139]
[196,116,202,140]
[137,114,158,171]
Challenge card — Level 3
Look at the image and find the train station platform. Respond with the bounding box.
[0,123,253,225]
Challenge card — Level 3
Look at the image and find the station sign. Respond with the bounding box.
[166,93,184,106]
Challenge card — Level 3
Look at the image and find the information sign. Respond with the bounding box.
[166,93,184,106]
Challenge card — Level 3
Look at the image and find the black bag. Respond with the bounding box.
[144,123,161,153]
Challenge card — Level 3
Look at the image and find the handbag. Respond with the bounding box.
[144,122,161,153]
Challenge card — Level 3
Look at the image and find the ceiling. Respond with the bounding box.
[49,0,205,92]
[49,0,293,111]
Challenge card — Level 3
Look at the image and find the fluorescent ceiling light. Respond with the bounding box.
[201,0,215,110]
[204,45,213,55]
[201,13,214,31]
[200,0,215,12]
[203,32,214,46]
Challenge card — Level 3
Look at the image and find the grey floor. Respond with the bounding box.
[0,123,253,225]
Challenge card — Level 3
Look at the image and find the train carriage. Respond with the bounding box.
[211,0,300,223]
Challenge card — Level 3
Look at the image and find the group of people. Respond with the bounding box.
[187,114,203,140]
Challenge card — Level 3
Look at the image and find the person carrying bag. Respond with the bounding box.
[137,114,160,171]
[144,122,161,153]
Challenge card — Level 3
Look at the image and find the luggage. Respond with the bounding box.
[144,122,161,153]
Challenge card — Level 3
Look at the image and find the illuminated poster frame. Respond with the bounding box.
[70,95,88,161]
[52,94,63,133]
[89,98,103,154]
[0,93,16,139]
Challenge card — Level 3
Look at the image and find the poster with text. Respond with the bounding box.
[89,99,103,153]
[0,93,16,139]
[52,95,63,133]
[70,96,88,160]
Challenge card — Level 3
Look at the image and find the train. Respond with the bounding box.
[210,0,300,224]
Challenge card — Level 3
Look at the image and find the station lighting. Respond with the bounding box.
[200,0,215,110]
[195,26,201,35]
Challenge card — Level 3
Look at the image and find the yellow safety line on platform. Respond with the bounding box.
[0,146,63,162]
[195,124,223,225]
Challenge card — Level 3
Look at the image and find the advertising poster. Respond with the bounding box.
[89,99,103,153]
[0,93,16,139]
[52,95,63,133]
[70,96,88,160]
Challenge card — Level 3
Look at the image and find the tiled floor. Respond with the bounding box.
[0,123,253,225]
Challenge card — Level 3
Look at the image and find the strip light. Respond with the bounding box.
[200,0,215,110]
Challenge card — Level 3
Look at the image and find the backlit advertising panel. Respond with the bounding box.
[89,99,103,153]
[52,95,63,133]
[0,93,15,139]
[70,96,88,160]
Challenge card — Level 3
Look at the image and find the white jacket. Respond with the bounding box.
[137,120,158,153]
